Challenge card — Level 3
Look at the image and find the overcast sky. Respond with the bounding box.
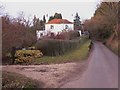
[1,1,101,22]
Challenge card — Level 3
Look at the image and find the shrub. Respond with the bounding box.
[15,50,43,64]
[68,30,80,40]
[42,31,80,40]
[60,30,80,40]
[35,38,83,56]
[2,71,43,88]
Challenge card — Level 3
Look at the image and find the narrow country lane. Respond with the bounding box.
[61,41,118,88]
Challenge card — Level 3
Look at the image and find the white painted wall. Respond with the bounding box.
[36,30,47,40]
[45,24,74,35]
[36,24,74,40]
[78,30,82,36]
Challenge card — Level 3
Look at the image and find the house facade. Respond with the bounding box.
[36,18,84,40]
[45,19,74,35]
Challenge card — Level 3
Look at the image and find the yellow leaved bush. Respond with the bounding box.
[15,50,43,64]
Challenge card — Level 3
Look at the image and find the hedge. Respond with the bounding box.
[35,37,87,56]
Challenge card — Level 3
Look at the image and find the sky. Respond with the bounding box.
[1,0,101,22]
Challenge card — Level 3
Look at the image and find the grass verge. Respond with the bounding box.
[106,45,119,56]
[34,39,91,64]
[2,71,44,88]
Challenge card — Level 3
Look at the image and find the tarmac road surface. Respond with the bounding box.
[61,42,118,88]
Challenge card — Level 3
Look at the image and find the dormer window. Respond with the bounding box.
[50,25,54,29]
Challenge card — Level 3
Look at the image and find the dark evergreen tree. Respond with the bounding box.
[74,13,81,30]
[54,13,62,19]
[48,16,54,21]
[39,20,44,30]
[48,13,62,21]
[43,15,46,23]
[33,15,37,29]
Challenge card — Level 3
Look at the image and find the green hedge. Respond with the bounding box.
[35,37,87,56]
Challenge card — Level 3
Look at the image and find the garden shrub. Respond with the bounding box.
[2,71,43,88]
[69,30,80,40]
[42,31,80,40]
[15,50,43,64]
[35,38,83,56]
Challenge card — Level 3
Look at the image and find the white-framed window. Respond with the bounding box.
[40,33,43,36]
[65,25,69,29]
[50,25,54,29]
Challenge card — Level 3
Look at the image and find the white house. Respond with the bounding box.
[45,19,74,35]
[36,19,88,39]
[36,18,83,40]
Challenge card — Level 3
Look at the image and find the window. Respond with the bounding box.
[65,25,69,29]
[50,25,54,29]
[40,33,43,36]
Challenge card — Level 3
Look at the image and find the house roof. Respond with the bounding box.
[46,19,73,24]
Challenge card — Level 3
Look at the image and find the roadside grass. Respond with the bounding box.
[105,40,119,56]
[34,39,91,64]
[2,71,44,88]
[104,34,119,56]
[106,45,119,56]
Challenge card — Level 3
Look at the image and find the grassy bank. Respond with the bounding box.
[106,44,119,56]
[34,39,91,64]
[105,34,119,56]
[2,71,43,88]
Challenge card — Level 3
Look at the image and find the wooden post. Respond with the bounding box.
[11,47,16,64]
[89,41,93,51]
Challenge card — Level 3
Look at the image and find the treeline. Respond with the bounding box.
[48,13,62,21]
[84,2,119,41]
[2,12,64,57]
[2,15,35,56]
[2,11,47,57]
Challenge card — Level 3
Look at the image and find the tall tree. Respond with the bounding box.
[43,15,46,23]
[48,16,54,21]
[48,13,62,21]
[94,2,118,25]
[84,2,119,40]
[33,15,37,29]
[54,13,62,19]
[43,15,46,30]
[2,14,36,56]
[74,12,81,30]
